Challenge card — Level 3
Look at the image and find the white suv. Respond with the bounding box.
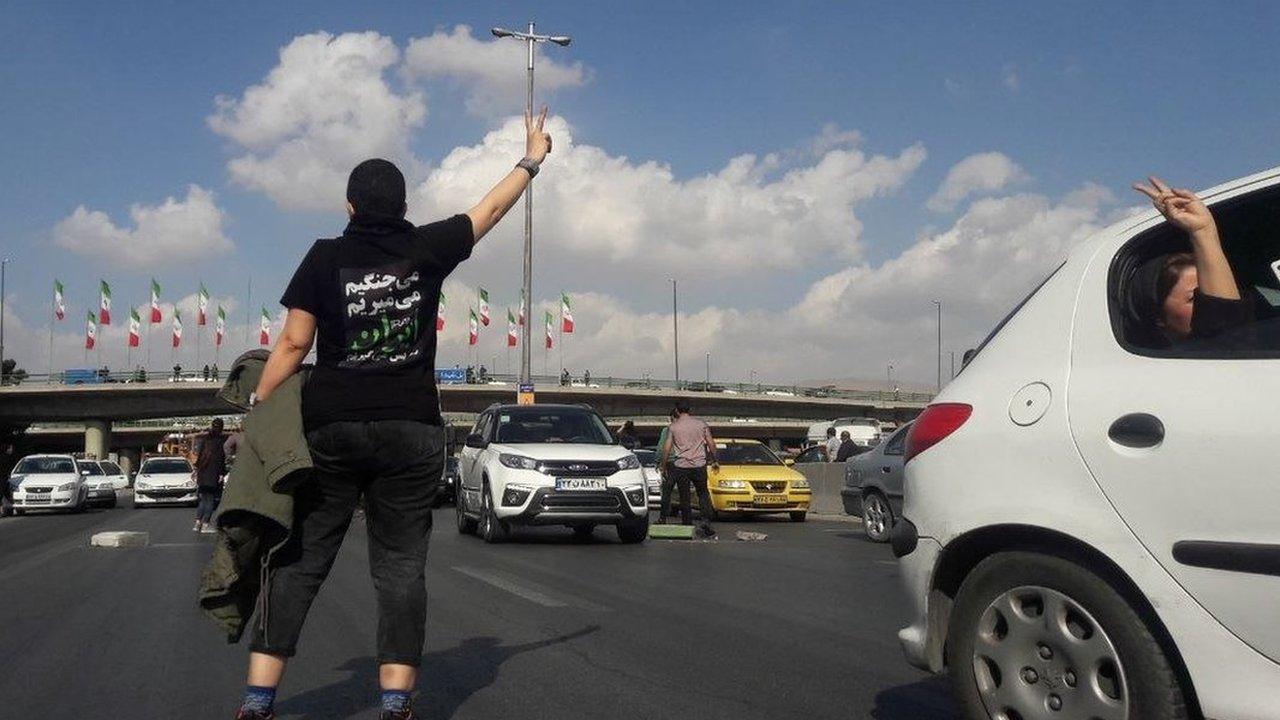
[895,167,1280,720]
[455,403,649,544]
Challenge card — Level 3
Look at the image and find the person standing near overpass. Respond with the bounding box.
[660,401,719,537]
[824,426,840,462]
[232,108,553,720]
[193,418,228,533]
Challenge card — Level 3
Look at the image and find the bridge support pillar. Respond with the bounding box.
[84,420,111,460]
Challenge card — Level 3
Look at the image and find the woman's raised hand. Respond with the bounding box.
[1133,176,1215,235]
[525,105,552,164]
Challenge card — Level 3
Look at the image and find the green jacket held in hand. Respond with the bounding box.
[197,349,312,642]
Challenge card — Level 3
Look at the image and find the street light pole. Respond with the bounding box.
[705,351,710,386]
[491,22,571,400]
[932,300,942,392]
[670,278,680,390]
[0,258,7,383]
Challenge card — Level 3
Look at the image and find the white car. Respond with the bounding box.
[7,454,89,514]
[133,456,198,507]
[95,459,130,490]
[455,403,650,544]
[805,417,882,448]
[631,448,664,508]
[77,461,120,508]
[894,167,1280,720]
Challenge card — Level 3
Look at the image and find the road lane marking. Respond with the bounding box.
[453,566,568,607]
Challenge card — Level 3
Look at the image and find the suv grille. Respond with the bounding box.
[539,460,619,477]
[750,481,787,493]
[540,492,621,512]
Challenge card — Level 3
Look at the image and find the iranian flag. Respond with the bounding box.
[53,280,66,321]
[149,279,162,322]
[197,283,210,325]
[259,307,271,346]
[436,292,446,331]
[128,308,141,347]
[172,309,183,348]
[85,312,97,349]
[506,308,518,347]
[468,308,479,346]
[99,280,112,325]
[544,311,554,349]
[478,288,491,326]
[561,292,574,333]
[215,306,226,346]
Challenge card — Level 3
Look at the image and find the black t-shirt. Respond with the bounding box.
[280,213,474,430]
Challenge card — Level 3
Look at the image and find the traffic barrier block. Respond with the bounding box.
[735,531,768,542]
[90,531,149,548]
[648,524,695,540]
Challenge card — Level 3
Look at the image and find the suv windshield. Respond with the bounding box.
[716,444,783,465]
[14,457,75,474]
[141,459,193,474]
[81,462,104,475]
[494,408,613,445]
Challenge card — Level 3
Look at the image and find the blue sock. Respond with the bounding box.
[241,685,277,713]
[381,689,412,712]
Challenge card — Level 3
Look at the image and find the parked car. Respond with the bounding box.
[894,168,1280,720]
[455,404,650,543]
[133,456,198,507]
[805,417,883,448]
[841,422,911,542]
[632,448,663,508]
[78,461,119,508]
[701,439,811,522]
[7,454,89,514]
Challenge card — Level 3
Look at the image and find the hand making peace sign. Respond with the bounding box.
[525,105,552,164]
[1132,176,1215,235]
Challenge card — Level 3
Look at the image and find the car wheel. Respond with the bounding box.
[861,491,892,542]
[617,516,649,544]
[455,489,478,535]
[789,511,807,522]
[947,551,1188,720]
[479,482,508,544]
[572,524,595,540]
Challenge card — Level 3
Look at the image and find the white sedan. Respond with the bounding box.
[7,455,89,514]
[96,459,130,490]
[133,456,198,507]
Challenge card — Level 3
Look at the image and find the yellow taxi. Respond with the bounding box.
[702,439,812,522]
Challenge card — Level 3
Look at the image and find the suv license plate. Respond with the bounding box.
[555,478,606,491]
[755,494,787,506]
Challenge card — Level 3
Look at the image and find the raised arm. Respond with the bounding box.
[253,308,317,404]
[1133,176,1240,300]
[466,106,553,243]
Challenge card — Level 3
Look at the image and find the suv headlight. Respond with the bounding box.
[184,479,198,489]
[135,478,149,490]
[717,479,747,489]
[57,482,76,492]
[499,454,540,470]
[616,455,641,470]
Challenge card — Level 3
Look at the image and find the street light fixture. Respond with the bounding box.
[670,278,679,390]
[490,22,573,401]
[0,258,8,383]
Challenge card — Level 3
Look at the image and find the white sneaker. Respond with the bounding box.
[192,522,202,532]
[201,526,217,534]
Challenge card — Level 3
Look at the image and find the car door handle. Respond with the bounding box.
[1108,413,1164,448]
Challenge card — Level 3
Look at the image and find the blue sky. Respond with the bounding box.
[3,1,1279,381]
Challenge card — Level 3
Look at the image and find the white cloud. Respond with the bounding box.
[927,151,1029,212]
[52,185,233,269]
[403,25,588,117]
[411,116,927,281]
[208,31,427,212]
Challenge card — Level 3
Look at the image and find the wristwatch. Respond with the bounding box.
[516,157,541,179]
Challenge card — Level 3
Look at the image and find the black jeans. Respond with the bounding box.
[659,465,714,527]
[249,420,444,666]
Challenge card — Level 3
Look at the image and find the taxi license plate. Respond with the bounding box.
[755,494,787,506]
[555,478,606,491]
[27,493,51,503]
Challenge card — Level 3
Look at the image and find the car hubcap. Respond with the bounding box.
[972,585,1127,720]
[865,496,887,536]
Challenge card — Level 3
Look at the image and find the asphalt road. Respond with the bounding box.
[0,500,957,720]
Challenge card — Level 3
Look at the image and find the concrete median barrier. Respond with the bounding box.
[90,531,149,548]
[794,462,850,515]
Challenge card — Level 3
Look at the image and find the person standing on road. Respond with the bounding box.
[193,418,228,533]
[616,420,639,450]
[659,401,719,537]
[835,430,859,462]
[824,426,840,462]
[231,108,554,720]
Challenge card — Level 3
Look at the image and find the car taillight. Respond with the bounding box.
[904,403,973,463]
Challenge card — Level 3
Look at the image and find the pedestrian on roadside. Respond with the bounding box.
[561,368,571,386]
[173,363,182,381]
[203,364,212,381]
[616,420,639,450]
[193,418,228,533]
[658,401,719,537]
[825,426,840,462]
[583,369,591,386]
[212,363,221,381]
[835,430,859,462]
[478,364,487,383]
[230,107,554,720]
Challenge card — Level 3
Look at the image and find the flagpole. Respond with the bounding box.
[558,303,564,378]
[47,293,54,381]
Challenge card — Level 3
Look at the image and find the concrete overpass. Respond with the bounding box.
[1,381,928,461]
